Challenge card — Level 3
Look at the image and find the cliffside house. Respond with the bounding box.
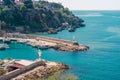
[62,22,69,27]
[2,60,34,72]
[0,0,4,7]
[16,26,24,32]
[15,0,24,6]
[11,60,34,69]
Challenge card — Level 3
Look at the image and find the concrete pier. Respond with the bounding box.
[0,34,89,52]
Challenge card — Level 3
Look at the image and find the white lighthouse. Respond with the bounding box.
[38,49,42,61]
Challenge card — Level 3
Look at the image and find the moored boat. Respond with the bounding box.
[0,44,9,50]
[39,44,50,50]
[4,40,11,44]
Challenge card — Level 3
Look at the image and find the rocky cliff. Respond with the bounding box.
[0,0,85,33]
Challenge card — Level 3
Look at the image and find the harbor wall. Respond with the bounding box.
[0,61,45,80]
[0,34,89,52]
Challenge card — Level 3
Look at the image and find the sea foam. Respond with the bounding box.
[111,16,120,18]
[107,27,120,34]
[77,13,103,17]
[103,27,120,41]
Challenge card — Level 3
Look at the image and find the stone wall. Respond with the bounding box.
[0,61,45,80]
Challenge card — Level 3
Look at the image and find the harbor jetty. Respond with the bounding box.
[0,49,69,80]
[0,33,89,52]
[12,61,69,80]
[0,59,69,80]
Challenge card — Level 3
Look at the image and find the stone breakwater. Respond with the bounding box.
[0,33,89,52]
[53,44,89,52]
[38,36,89,52]
[12,61,69,80]
[0,60,69,80]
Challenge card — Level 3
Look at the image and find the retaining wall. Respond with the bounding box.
[0,61,44,80]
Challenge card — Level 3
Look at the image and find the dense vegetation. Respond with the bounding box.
[0,67,5,75]
[0,0,85,34]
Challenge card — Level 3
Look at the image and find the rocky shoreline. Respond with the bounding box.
[12,61,69,80]
[53,43,89,52]
[0,59,69,80]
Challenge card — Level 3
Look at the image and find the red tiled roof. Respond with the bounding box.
[12,63,26,69]
[15,1,24,5]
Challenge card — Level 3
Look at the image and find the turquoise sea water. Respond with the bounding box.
[0,11,120,80]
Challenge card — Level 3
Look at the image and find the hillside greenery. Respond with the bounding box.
[0,0,85,33]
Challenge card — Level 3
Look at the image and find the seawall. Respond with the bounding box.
[0,33,89,52]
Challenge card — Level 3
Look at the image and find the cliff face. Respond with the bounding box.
[0,0,85,33]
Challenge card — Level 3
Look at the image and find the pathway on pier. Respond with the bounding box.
[38,36,76,45]
[0,34,89,52]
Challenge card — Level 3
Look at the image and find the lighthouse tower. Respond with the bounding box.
[38,49,42,61]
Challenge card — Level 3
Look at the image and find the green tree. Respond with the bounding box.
[3,0,15,6]
[23,0,33,8]
[0,67,5,75]
[6,57,12,60]
[47,71,78,80]
[20,5,26,11]
[0,21,7,30]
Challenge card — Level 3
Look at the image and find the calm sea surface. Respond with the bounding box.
[0,11,120,80]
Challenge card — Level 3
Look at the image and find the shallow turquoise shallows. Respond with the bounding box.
[0,11,120,80]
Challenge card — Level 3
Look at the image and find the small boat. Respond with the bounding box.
[68,28,75,32]
[68,26,75,32]
[0,44,9,50]
[39,44,50,50]
[17,40,26,44]
[4,40,11,44]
